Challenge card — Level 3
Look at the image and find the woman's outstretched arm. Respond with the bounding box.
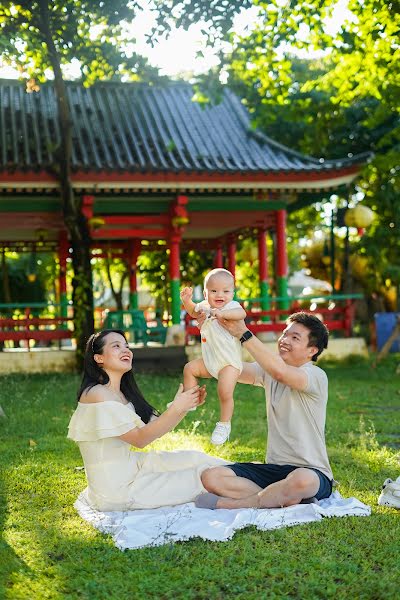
[119,384,206,448]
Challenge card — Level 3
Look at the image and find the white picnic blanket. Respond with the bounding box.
[74,491,371,550]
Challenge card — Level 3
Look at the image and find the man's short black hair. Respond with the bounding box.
[287,312,329,361]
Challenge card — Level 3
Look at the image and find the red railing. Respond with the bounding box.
[0,305,73,346]
[185,295,361,344]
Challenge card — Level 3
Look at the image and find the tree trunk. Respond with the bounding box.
[105,254,127,312]
[39,2,94,365]
[0,249,11,350]
[1,249,12,305]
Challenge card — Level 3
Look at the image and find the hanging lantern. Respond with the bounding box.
[171,215,190,227]
[88,216,106,230]
[344,204,374,228]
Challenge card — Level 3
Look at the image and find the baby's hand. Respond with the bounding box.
[210,308,222,318]
[180,287,193,302]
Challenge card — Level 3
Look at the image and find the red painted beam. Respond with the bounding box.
[92,228,168,238]
[0,165,362,185]
[0,212,64,229]
[188,211,274,228]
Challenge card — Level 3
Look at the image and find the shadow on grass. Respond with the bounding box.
[0,469,33,598]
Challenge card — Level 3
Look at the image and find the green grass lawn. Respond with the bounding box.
[1,356,400,599]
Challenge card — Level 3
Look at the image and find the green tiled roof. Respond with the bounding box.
[0,80,368,173]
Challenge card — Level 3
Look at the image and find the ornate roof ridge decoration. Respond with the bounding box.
[0,79,370,184]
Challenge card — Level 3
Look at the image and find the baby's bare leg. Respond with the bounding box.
[183,358,212,390]
[217,365,240,422]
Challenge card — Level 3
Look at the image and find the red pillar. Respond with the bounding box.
[227,236,236,279]
[82,195,94,220]
[214,243,223,268]
[169,196,189,324]
[276,209,289,308]
[258,228,270,313]
[58,230,69,319]
[169,233,181,325]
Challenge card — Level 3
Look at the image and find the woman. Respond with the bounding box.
[68,329,226,511]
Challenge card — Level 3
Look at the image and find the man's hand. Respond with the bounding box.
[196,310,208,329]
[216,316,248,339]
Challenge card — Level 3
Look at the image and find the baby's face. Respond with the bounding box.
[204,275,234,309]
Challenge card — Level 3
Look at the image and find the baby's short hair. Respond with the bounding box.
[204,268,234,290]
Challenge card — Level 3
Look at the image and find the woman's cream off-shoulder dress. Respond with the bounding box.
[68,401,226,511]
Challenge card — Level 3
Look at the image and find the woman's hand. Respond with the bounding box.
[198,384,207,405]
[168,383,206,415]
[120,386,206,448]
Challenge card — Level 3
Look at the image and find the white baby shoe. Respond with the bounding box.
[211,421,231,445]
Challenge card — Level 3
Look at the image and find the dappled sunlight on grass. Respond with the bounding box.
[146,431,265,463]
[1,359,400,598]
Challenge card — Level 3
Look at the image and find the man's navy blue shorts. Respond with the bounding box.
[227,463,332,501]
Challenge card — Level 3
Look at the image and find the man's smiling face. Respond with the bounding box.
[278,322,318,366]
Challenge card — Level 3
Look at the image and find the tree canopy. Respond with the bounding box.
[223,0,399,311]
[0,1,160,83]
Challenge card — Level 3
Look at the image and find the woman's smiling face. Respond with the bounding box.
[95,332,133,373]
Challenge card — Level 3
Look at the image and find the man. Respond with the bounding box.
[195,311,334,509]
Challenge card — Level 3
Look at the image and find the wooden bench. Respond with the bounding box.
[0,316,73,345]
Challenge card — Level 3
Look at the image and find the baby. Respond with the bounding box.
[181,268,247,445]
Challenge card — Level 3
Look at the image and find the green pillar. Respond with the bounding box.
[170,279,181,324]
[129,291,139,310]
[276,209,290,310]
[128,240,141,311]
[277,276,289,306]
[260,280,270,312]
[59,231,69,327]
[169,236,181,325]
[60,293,68,319]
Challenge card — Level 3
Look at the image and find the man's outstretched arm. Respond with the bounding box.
[216,317,309,391]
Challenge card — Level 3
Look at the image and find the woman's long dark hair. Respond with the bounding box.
[76,329,158,424]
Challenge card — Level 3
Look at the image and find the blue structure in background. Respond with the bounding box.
[375,313,400,352]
